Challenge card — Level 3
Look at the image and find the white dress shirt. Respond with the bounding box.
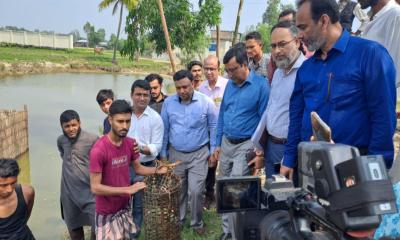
[363,0,400,87]
[198,76,228,112]
[252,53,306,150]
[127,106,164,163]
[339,1,369,32]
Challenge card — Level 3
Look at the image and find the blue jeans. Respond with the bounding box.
[129,161,155,234]
[263,138,285,178]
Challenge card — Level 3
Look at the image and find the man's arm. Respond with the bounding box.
[363,44,396,169]
[56,137,64,157]
[207,98,218,154]
[22,185,35,220]
[90,172,145,196]
[258,80,270,118]
[144,114,164,158]
[281,73,306,172]
[160,101,169,158]
[353,3,369,35]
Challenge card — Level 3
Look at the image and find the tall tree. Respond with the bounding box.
[99,0,139,64]
[232,0,244,46]
[262,0,280,25]
[83,22,92,42]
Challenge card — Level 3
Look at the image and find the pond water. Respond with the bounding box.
[0,73,173,239]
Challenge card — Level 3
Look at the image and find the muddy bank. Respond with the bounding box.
[0,61,172,78]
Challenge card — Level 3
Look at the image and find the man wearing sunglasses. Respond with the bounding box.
[252,21,306,178]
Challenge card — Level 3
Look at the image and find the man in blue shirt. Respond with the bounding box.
[160,70,217,236]
[280,0,396,182]
[213,46,270,240]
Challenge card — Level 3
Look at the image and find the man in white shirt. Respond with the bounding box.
[338,0,369,35]
[127,79,164,237]
[198,55,228,208]
[360,0,400,87]
[252,21,306,178]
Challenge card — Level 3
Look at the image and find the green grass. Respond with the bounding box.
[0,45,172,73]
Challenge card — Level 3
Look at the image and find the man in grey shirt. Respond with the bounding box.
[57,110,98,240]
[245,31,270,80]
[252,21,306,178]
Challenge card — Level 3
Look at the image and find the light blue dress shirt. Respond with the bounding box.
[160,91,218,157]
[216,70,270,146]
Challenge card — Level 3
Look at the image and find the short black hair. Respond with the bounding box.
[109,99,132,116]
[60,110,80,125]
[278,9,296,20]
[245,31,262,42]
[187,60,203,71]
[0,158,20,178]
[297,0,339,24]
[223,45,248,66]
[173,70,194,82]
[96,89,114,105]
[131,79,151,95]
[144,73,163,85]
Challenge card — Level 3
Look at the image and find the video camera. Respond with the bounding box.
[216,142,397,240]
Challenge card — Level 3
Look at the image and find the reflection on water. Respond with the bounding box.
[17,151,31,184]
[0,73,173,240]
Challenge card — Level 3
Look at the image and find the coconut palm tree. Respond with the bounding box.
[99,0,138,64]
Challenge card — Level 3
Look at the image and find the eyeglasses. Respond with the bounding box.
[270,38,296,50]
[134,93,150,98]
[225,65,240,74]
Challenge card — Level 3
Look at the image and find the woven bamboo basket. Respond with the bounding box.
[143,171,182,240]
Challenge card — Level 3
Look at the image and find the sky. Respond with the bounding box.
[0,0,296,39]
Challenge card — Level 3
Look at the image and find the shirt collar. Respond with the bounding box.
[204,76,224,90]
[313,30,350,61]
[173,91,199,103]
[286,53,306,75]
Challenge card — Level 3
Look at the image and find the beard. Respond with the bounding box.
[112,127,128,138]
[305,36,326,52]
[275,50,300,70]
[63,127,81,144]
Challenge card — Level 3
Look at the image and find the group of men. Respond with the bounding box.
[1,0,399,239]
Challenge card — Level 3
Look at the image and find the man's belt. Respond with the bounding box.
[269,135,287,144]
[226,137,251,145]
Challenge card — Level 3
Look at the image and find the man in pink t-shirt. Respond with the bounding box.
[90,99,166,240]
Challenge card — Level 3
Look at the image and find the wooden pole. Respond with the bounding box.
[216,25,221,60]
[232,0,244,46]
[156,0,176,73]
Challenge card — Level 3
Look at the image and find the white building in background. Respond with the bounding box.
[0,30,73,49]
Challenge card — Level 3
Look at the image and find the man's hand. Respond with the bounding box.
[127,182,146,195]
[133,142,140,154]
[248,152,264,176]
[213,147,221,161]
[155,166,168,174]
[280,165,294,180]
[208,155,217,168]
